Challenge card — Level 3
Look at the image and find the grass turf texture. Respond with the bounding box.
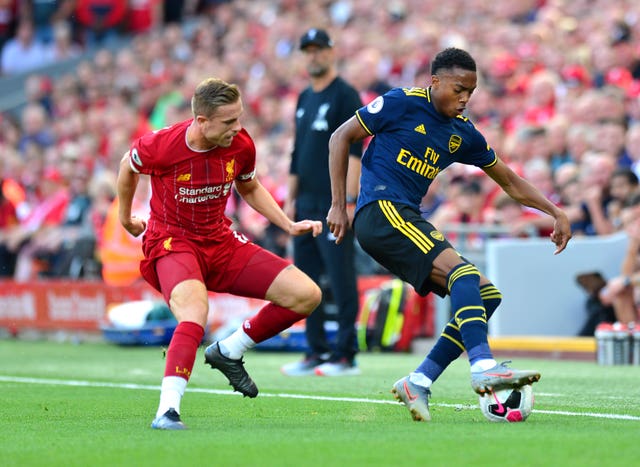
[1,340,638,466]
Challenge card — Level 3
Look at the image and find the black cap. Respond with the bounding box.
[299,28,333,50]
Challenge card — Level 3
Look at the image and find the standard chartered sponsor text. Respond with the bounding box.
[177,183,231,203]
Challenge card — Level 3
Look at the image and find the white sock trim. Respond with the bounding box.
[156,376,187,418]
[409,372,432,388]
[470,358,497,373]
[219,327,256,360]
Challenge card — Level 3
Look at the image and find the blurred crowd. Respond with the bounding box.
[0,0,192,69]
[1,0,640,306]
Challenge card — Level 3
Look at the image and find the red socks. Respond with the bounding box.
[164,321,205,380]
[243,303,306,343]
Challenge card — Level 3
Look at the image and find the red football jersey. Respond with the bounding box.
[128,119,256,241]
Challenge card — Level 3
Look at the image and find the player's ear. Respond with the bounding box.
[430,74,440,88]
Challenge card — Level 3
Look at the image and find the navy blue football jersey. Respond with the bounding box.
[354,86,497,212]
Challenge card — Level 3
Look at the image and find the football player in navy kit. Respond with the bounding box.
[326,47,572,422]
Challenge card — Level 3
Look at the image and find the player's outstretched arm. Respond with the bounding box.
[484,158,572,254]
[235,177,322,237]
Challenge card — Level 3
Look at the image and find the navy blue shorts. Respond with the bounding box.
[354,200,454,297]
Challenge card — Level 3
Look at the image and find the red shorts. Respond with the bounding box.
[140,230,290,303]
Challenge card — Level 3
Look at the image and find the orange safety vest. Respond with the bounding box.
[99,197,145,286]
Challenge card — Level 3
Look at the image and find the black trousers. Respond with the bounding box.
[293,204,359,361]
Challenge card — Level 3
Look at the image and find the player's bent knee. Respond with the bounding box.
[267,269,322,314]
[169,279,209,326]
[297,281,322,315]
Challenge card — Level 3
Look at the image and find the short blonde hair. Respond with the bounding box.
[191,78,240,118]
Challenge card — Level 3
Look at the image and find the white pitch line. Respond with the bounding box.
[1,375,639,421]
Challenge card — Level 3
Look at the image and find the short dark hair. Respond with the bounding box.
[431,48,476,75]
[612,167,639,186]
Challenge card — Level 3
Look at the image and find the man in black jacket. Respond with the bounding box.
[281,28,363,376]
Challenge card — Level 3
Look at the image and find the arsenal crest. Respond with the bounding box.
[448,135,462,153]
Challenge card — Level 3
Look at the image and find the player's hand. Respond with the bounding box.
[121,216,147,237]
[550,212,571,254]
[326,205,349,245]
[290,219,323,237]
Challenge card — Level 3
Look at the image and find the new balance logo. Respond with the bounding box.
[414,124,426,134]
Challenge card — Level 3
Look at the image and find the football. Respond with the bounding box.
[479,385,534,422]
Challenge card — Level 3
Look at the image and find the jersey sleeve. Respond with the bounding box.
[128,130,162,175]
[355,88,405,136]
[235,130,257,183]
[464,123,498,169]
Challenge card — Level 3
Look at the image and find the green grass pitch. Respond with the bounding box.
[1,339,638,466]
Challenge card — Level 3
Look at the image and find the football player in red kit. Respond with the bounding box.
[117,77,323,430]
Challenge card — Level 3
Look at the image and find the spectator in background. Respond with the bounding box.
[522,70,557,127]
[489,193,542,238]
[592,118,628,166]
[0,114,21,154]
[128,0,163,35]
[554,162,583,223]
[599,192,640,326]
[30,154,96,278]
[574,151,616,236]
[24,74,54,115]
[523,157,560,205]
[627,91,640,125]
[7,166,69,281]
[428,177,487,249]
[17,103,55,153]
[518,158,561,237]
[0,187,18,276]
[0,157,20,277]
[21,0,76,44]
[545,116,573,172]
[564,123,594,165]
[609,20,640,80]
[1,18,51,74]
[0,0,18,53]
[501,125,548,172]
[46,20,82,62]
[344,46,392,105]
[75,0,127,48]
[606,167,639,231]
